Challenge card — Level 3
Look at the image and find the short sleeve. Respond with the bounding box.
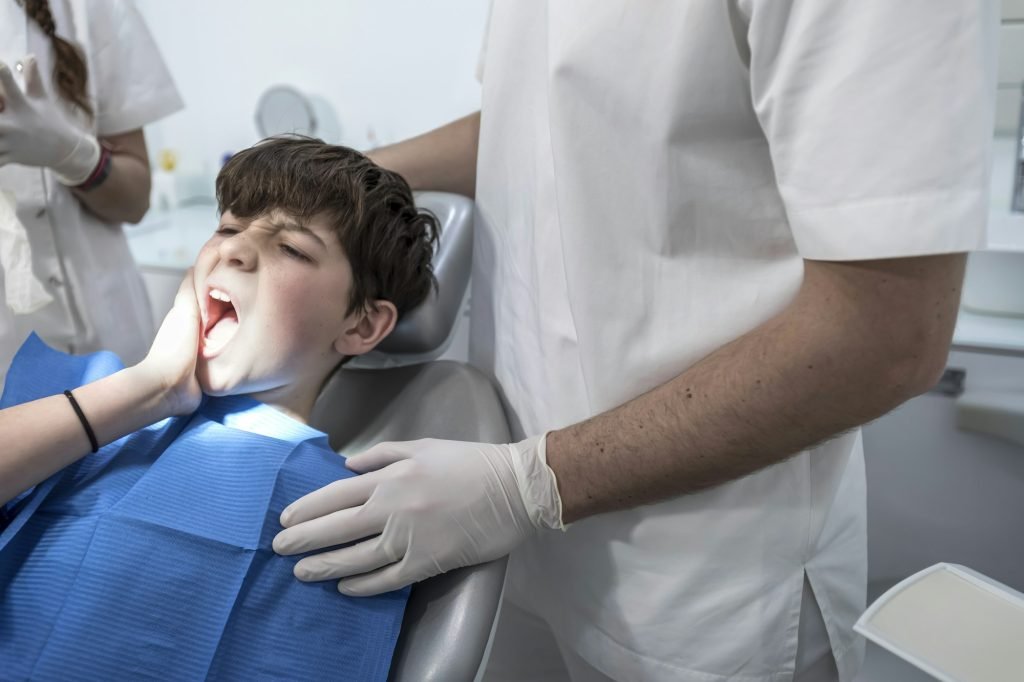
[743,0,999,260]
[78,0,184,135]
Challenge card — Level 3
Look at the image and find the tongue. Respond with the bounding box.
[204,316,239,354]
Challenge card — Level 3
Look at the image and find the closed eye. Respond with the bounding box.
[280,243,312,262]
[216,225,240,236]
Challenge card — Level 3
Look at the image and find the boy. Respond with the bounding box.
[0,138,439,680]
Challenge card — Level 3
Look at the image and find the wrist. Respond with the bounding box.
[507,433,566,531]
[119,364,179,423]
[52,133,102,186]
[69,367,176,448]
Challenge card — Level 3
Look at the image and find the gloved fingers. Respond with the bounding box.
[273,504,388,556]
[279,468,382,527]
[20,56,44,99]
[344,440,416,473]
[292,537,394,582]
[337,562,416,597]
[0,62,25,108]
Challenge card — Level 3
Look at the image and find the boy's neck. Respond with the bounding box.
[246,380,322,424]
[261,400,312,424]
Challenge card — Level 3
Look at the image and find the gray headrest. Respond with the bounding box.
[352,192,473,365]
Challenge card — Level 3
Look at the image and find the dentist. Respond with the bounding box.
[275,2,999,680]
[0,0,182,388]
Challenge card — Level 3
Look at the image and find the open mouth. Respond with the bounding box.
[203,288,240,357]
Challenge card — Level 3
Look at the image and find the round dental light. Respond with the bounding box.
[255,85,318,138]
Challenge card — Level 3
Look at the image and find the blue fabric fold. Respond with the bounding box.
[0,334,407,681]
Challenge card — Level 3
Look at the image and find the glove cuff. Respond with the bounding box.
[510,432,566,531]
[53,134,102,187]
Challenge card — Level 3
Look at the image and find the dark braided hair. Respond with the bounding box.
[19,0,92,117]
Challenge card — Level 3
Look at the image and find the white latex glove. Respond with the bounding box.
[0,57,100,185]
[273,435,565,596]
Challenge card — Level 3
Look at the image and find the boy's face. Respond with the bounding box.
[192,210,357,397]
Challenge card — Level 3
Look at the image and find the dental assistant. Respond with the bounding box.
[0,0,182,387]
[275,2,999,680]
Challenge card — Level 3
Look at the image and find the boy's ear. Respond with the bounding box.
[334,300,398,357]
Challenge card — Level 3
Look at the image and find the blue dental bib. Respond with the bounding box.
[0,335,407,681]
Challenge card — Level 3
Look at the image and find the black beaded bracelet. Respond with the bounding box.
[74,144,113,192]
[64,389,99,453]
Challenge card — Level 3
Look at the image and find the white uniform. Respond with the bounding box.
[0,0,183,385]
[471,1,997,680]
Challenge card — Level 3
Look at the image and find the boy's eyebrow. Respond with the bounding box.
[269,219,328,250]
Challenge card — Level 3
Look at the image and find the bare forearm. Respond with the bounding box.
[368,111,480,196]
[71,130,152,225]
[0,366,169,506]
[548,255,966,522]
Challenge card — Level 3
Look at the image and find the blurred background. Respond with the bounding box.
[136,0,487,200]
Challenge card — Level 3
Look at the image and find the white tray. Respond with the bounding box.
[855,563,1024,682]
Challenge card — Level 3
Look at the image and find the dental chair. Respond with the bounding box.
[309,192,508,682]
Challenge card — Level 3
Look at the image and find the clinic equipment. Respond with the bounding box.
[255,85,318,138]
[856,563,1024,681]
[310,192,510,681]
[254,85,342,144]
[150,149,179,212]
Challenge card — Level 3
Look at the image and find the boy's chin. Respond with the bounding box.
[196,363,235,397]
[198,380,233,397]
[201,385,234,397]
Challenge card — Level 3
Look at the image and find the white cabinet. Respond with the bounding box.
[1004,0,1024,21]
[996,9,1024,135]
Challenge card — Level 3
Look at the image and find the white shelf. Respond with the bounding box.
[953,308,1024,356]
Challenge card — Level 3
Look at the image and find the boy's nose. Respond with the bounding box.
[218,233,257,270]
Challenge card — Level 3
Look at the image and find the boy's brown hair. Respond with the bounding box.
[215,136,439,319]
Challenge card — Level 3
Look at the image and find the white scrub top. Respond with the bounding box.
[470,1,997,680]
[0,0,183,386]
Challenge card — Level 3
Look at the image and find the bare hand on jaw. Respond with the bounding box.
[135,269,203,416]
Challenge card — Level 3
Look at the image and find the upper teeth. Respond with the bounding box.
[210,289,232,302]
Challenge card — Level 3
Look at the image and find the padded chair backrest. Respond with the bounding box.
[309,193,508,682]
[373,191,474,358]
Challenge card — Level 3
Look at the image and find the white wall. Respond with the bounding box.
[134,0,488,200]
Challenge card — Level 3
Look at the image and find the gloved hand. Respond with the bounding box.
[0,56,100,185]
[273,435,565,596]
